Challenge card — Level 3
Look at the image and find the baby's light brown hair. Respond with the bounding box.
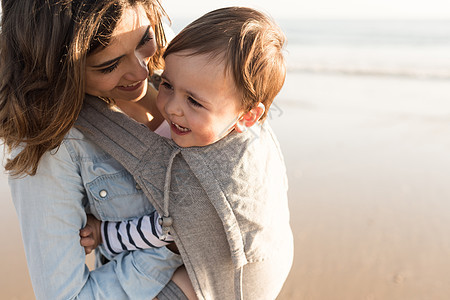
[163,7,286,121]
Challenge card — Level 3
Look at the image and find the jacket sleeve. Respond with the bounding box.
[9,142,182,300]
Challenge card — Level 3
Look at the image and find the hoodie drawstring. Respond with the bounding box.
[159,148,181,241]
[234,266,244,300]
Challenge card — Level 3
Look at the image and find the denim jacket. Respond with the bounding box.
[8,127,183,300]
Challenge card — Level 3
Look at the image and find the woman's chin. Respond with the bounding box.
[116,80,148,102]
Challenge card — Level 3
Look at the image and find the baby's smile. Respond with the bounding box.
[171,121,191,134]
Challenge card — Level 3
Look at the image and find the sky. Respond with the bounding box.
[1,1,448,20]
[163,0,450,20]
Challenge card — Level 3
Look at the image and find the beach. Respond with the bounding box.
[275,72,450,299]
[0,162,33,299]
[2,19,450,299]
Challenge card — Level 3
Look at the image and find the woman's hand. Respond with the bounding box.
[79,214,102,254]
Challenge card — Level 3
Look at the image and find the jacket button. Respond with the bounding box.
[99,190,108,198]
[135,183,141,190]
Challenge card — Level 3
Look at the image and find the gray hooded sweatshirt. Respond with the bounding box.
[76,95,293,299]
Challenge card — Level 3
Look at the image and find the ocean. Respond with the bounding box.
[279,19,450,80]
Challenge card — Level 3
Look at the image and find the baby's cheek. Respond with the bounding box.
[194,130,217,147]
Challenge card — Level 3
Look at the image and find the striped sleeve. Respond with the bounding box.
[101,210,174,257]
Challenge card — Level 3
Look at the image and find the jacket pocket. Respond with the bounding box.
[86,170,154,221]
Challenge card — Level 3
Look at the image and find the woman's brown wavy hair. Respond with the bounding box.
[0,0,168,176]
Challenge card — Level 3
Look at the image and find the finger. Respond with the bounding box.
[79,226,92,237]
[85,247,93,255]
[80,237,95,247]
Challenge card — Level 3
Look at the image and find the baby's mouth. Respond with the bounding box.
[172,122,191,133]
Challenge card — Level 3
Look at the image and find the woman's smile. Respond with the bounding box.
[117,80,144,91]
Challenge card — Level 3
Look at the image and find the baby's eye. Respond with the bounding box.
[187,97,203,108]
[160,81,173,90]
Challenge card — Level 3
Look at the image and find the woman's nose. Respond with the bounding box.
[123,54,150,81]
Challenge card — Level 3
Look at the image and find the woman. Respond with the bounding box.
[0,0,191,299]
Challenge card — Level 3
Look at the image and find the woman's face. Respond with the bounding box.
[85,4,157,102]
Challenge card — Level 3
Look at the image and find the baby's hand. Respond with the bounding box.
[79,214,102,254]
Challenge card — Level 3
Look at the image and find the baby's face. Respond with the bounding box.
[156,52,243,147]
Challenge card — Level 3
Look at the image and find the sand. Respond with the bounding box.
[275,73,450,299]
[1,72,450,299]
[0,170,34,300]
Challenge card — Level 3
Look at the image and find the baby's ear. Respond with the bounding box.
[235,103,265,133]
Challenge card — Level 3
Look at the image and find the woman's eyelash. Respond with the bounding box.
[97,30,151,74]
[99,62,119,74]
[138,34,153,47]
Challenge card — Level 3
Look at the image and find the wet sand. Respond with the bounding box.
[1,72,450,299]
[275,73,450,299]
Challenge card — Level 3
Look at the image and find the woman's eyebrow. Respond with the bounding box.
[92,55,125,68]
